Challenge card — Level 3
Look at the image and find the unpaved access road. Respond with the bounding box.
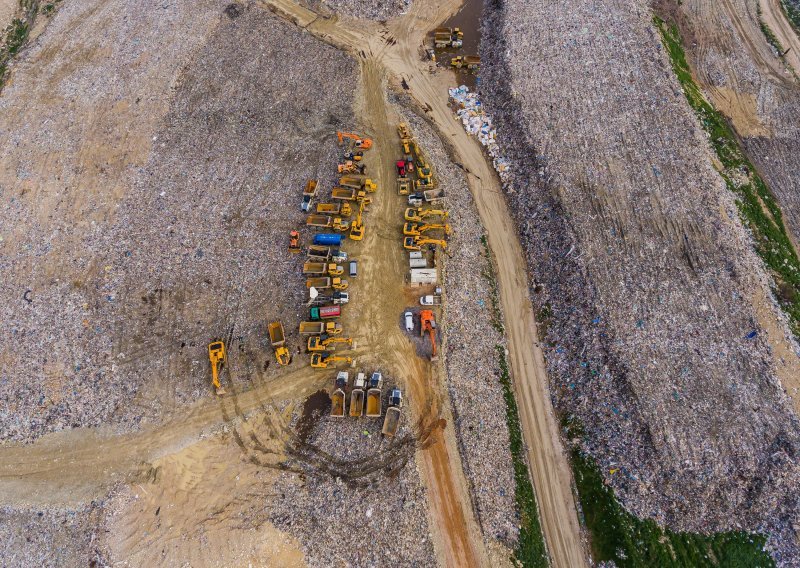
[259,0,588,565]
[760,0,800,75]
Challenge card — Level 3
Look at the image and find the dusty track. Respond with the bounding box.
[761,0,800,75]
[259,0,587,565]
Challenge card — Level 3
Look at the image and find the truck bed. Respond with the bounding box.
[382,407,401,436]
[332,187,356,201]
[268,322,285,346]
[303,179,318,196]
[306,215,332,227]
[330,389,345,417]
[299,322,324,335]
[349,390,364,417]
[366,389,382,417]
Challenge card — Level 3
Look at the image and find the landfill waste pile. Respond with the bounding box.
[0,2,355,443]
[399,105,518,551]
[307,0,411,20]
[449,85,511,184]
[480,0,800,563]
[267,401,436,567]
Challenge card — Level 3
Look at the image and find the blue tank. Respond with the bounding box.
[313,233,343,246]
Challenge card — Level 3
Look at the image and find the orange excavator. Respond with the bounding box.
[289,230,301,253]
[420,310,437,360]
[337,131,373,150]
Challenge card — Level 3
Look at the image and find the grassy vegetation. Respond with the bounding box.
[0,1,54,90]
[480,235,548,567]
[780,0,800,33]
[655,17,800,339]
[757,3,786,54]
[565,417,774,567]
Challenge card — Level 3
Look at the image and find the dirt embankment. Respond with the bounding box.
[0,0,355,443]
[480,0,800,557]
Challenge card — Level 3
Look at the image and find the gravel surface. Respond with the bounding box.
[308,0,411,20]
[480,0,800,560]
[0,1,356,443]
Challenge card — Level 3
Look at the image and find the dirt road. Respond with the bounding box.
[259,0,587,565]
[760,0,800,74]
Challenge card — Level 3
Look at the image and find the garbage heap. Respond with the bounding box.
[449,85,511,184]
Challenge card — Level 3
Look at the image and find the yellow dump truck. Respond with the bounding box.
[306,215,332,228]
[330,371,348,418]
[268,321,290,366]
[303,262,343,276]
[317,203,342,215]
[299,321,343,335]
[349,372,366,417]
[332,187,357,201]
[365,371,383,417]
[382,387,403,436]
[306,277,348,290]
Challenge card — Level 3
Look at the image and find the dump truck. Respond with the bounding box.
[306,215,332,228]
[310,305,341,320]
[332,187,357,201]
[268,321,291,366]
[299,321,343,335]
[317,203,342,215]
[301,179,318,212]
[423,188,445,204]
[302,262,343,276]
[349,372,366,417]
[339,176,377,192]
[450,55,480,70]
[330,371,348,417]
[433,27,463,48]
[382,388,403,437]
[311,291,350,305]
[306,277,348,290]
[366,371,383,417]
[307,245,348,262]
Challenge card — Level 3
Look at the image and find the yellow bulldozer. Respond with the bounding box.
[207,340,227,395]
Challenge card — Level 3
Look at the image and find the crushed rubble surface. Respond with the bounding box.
[480,0,800,560]
[0,1,355,443]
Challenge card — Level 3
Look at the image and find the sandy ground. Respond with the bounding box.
[0,0,15,32]
[761,0,800,74]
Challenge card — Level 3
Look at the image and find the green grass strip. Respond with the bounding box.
[655,16,800,339]
[566,422,774,567]
[480,235,548,566]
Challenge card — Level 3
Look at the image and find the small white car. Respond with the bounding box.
[404,311,414,332]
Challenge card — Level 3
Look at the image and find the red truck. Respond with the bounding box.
[310,305,341,320]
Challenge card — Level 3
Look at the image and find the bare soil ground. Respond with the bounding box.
[0,0,16,32]
[481,0,800,558]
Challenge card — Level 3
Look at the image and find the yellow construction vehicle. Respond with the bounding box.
[337,131,373,150]
[207,341,227,395]
[402,222,451,237]
[332,217,350,232]
[397,123,412,140]
[450,55,481,70]
[307,335,353,352]
[364,179,377,192]
[310,352,353,369]
[268,321,291,366]
[349,199,367,241]
[404,207,449,222]
[338,161,366,175]
[403,236,448,251]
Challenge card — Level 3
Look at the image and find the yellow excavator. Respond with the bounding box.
[208,340,227,395]
[404,207,448,222]
[310,352,353,369]
[307,336,353,352]
[403,236,448,251]
[337,131,373,150]
[402,222,452,237]
[350,199,367,241]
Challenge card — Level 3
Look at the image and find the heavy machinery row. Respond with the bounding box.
[395,123,447,362]
[425,27,480,74]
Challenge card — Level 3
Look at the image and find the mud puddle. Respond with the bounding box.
[436,0,484,88]
[296,389,331,443]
